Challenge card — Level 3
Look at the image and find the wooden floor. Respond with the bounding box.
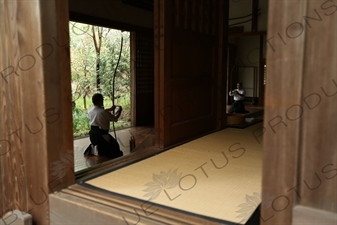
[74,105,264,173]
[226,104,264,115]
[74,126,155,172]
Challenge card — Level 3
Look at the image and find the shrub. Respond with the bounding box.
[72,107,90,138]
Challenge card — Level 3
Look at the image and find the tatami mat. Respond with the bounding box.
[84,123,263,224]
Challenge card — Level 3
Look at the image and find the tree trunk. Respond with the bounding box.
[96,52,101,91]
[83,95,87,110]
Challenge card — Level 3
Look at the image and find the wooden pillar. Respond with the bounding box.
[0,1,74,224]
[258,35,265,105]
[217,1,229,129]
[154,0,171,148]
[262,0,337,224]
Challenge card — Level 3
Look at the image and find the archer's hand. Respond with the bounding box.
[116,106,123,118]
[117,106,123,114]
[106,105,116,111]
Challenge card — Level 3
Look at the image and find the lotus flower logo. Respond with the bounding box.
[50,150,74,180]
[143,168,182,200]
[236,191,274,221]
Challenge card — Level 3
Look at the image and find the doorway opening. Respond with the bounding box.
[69,21,134,172]
[69,21,131,138]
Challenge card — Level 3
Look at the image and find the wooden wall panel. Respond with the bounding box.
[171,82,213,124]
[0,1,74,224]
[154,0,228,148]
[171,31,215,79]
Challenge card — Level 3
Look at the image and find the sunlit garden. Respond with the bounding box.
[69,22,131,138]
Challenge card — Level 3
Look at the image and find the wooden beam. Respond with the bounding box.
[50,185,228,225]
[69,11,152,32]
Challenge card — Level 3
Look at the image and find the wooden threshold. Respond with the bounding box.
[50,184,235,225]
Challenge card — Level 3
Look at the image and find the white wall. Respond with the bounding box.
[236,36,260,97]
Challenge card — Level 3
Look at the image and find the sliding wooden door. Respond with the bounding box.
[132,30,155,126]
[154,0,229,148]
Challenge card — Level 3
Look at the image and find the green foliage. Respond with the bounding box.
[72,107,90,137]
[69,22,131,138]
[98,32,131,103]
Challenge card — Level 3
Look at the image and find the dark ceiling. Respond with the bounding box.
[122,0,153,11]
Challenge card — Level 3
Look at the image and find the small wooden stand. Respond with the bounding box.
[226,114,245,125]
[129,135,136,152]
